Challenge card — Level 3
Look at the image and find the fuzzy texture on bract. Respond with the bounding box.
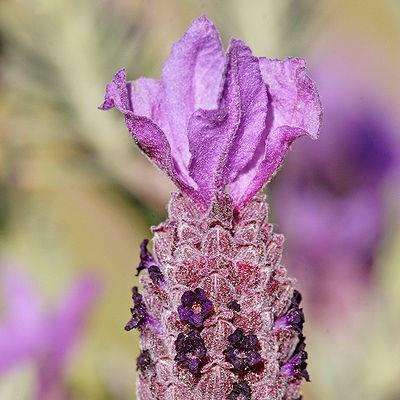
[99,16,321,211]
[132,193,308,399]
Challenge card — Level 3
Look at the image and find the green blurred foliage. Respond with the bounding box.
[0,1,399,399]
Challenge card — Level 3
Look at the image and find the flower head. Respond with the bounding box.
[106,16,321,400]
[100,15,321,210]
[177,288,213,328]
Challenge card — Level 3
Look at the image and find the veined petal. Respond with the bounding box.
[222,41,269,188]
[161,15,225,171]
[99,69,200,203]
[188,40,266,206]
[230,57,322,207]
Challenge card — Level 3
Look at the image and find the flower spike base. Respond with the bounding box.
[129,192,308,399]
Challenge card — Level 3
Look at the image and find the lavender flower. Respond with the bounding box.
[100,15,321,399]
[136,350,154,375]
[175,330,207,375]
[228,381,252,399]
[124,287,150,331]
[223,328,262,372]
[0,266,98,400]
[136,239,165,285]
[178,288,213,328]
[280,336,310,382]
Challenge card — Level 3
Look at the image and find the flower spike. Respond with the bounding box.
[102,15,321,400]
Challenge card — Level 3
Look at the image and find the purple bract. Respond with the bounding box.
[100,15,321,211]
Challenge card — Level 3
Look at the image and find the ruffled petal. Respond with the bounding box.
[188,40,267,206]
[99,69,200,203]
[230,57,322,207]
[161,15,225,171]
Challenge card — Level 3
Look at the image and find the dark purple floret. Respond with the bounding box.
[228,381,252,399]
[147,265,164,285]
[274,307,305,332]
[178,288,213,328]
[174,330,207,375]
[125,287,149,331]
[291,290,302,307]
[223,328,262,372]
[227,300,241,312]
[136,349,154,374]
[136,239,164,285]
[274,290,305,332]
[280,336,310,382]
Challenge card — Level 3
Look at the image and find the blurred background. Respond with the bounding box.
[0,0,399,399]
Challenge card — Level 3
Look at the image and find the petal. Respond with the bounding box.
[37,276,100,397]
[99,69,200,204]
[46,276,100,361]
[129,77,162,121]
[0,267,45,373]
[188,40,266,205]
[230,57,322,207]
[221,41,269,187]
[161,15,225,170]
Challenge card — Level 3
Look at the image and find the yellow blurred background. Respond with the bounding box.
[0,1,399,399]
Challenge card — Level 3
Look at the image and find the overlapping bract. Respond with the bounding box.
[131,193,308,399]
[100,16,321,209]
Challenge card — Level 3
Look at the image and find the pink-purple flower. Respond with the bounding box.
[100,15,321,400]
[223,328,262,373]
[178,288,213,328]
[124,286,151,331]
[174,330,207,375]
[0,266,99,400]
[100,15,321,210]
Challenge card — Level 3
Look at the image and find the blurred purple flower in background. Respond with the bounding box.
[0,266,99,400]
[273,54,399,324]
